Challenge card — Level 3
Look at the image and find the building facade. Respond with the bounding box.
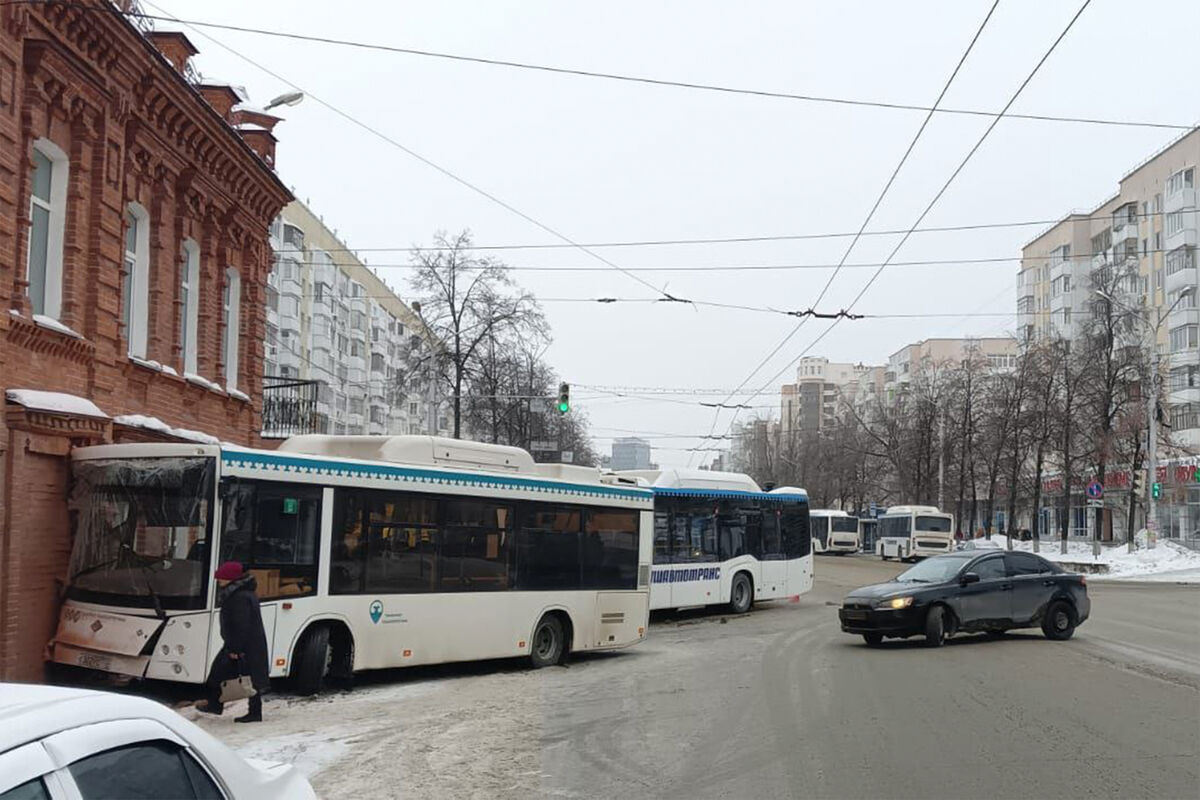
[610,436,652,471]
[1019,127,1199,450]
[884,337,1017,394]
[262,200,449,439]
[0,4,290,680]
[780,357,874,440]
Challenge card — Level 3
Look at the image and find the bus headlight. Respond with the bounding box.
[877,596,913,610]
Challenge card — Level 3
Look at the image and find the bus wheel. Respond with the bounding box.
[729,572,753,614]
[293,625,331,696]
[530,614,565,668]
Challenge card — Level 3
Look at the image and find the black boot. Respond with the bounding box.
[196,698,224,715]
[235,694,262,723]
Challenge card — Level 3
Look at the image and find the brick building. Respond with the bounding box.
[0,2,291,680]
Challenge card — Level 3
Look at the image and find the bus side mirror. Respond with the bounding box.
[960,572,980,586]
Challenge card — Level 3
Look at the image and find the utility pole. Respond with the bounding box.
[937,410,945,510]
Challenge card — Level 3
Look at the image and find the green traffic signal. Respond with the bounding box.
[1151,482,1162,499]
[557,382,570,414]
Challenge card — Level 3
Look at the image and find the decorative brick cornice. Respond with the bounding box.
[5,315,96,365]
[5,405,109,443]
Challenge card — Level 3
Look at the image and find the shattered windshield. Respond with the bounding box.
[67,457,215,610]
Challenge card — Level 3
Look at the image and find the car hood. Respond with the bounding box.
[844,581,922,601]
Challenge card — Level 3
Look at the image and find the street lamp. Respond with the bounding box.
[1094,284,1195,550]
[263,91,305,111]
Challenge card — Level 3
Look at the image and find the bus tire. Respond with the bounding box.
[292,625,331,696]
[729,572,753,614]
[530,614,565,668]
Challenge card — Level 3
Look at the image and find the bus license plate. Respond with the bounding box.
[76,652,112,672]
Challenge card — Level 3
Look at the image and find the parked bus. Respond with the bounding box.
[875,505,955,561]
[616,469,812,613]
[48,436,654,694]
[810,509,860,554]
[858,517,878,553]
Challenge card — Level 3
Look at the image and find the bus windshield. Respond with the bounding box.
[878,516,912,539]
[831,517,859,533]
[916,516,952,533]
[67,457,215,610]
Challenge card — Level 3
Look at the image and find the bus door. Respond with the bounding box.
[670,504,720,607]
[759,507,787,598]
[813,516,829,552]
[651,510,672,609]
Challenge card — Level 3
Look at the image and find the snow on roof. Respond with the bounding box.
[6,389,107,418]
[235,122,270,132]
[113,414,221,445]
[200,78,249,102]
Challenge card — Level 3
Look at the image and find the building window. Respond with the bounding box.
[1169,403,1199,431]
[1170,288,1198,310]
[1154,193,1162,213]
[180,239,200,375]
[1169,324,1198,352]
[122,203,151,358]
[1142,238,1148,257]
[221,268,241,390]
[1165,211,1185,236]
[27,139,69,319]
[1166,167,1195,196]
[1170,365,1199,391]
[1166,247,1194,275]
[1155,232,1162,252]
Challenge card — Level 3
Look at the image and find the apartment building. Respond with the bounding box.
[884,338,1018,393]
[263,200,449,439]
[611,437,653,471]
[1019,127,1199,450]
[780,357,875,439]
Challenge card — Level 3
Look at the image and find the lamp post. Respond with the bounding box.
[263,91,304,112]
[1094,284,1195,551]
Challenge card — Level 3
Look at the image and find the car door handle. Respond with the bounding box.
[1042,580,1056,586]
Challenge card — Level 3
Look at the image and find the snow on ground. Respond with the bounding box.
[6,389,107,418]
[969,534,1200,582]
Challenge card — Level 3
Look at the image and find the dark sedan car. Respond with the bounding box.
[839,550,1090,647]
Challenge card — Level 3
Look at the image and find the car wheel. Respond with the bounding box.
[862,633,883,647]
[923,606,946,648]
[729,572,753,614]
[530,614,565,668]
[292,625,331,696]
[1041,600,1077,641]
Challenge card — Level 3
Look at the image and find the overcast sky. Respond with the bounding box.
[154,0,1200,467]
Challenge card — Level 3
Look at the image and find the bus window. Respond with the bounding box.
[669,500,718,563]
[581,509,638,589]
[717,504,749,560]
[762,510,785,560]
[219,481,321,599]
[653,511,671,564]
[367,494,438,594]
[781,505,811,558]
[440,499,511,592]
[515,505,582,589]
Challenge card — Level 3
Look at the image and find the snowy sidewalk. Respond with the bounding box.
[965,535,1200,583]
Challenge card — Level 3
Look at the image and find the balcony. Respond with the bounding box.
[261,377,328,439]
[1165,187,1196,214]
[1166,263,1197,296]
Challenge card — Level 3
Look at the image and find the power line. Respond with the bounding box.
[690,0,1000,465]
[723,0,1097,447]
[57,1,1193,132]
[134,2,672,303]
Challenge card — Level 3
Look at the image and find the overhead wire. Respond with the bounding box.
[689,0,1001,465]
[38,1,1192,132]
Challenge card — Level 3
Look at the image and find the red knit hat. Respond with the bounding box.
[214,561,244,581]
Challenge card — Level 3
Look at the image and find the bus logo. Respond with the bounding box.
[369,600,383,624]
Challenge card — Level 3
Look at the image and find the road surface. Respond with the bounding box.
[190,556,1200,799]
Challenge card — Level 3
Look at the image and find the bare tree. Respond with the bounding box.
[408,231,546,438]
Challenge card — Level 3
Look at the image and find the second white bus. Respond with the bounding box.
[617,469,813,614]
[875,505,955,561]
[810,509,860,554]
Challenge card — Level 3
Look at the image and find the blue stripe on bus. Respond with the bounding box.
[651,487,808,502]
[219,449,654,503]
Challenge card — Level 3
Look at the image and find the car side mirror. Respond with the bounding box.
[960,572,980,585]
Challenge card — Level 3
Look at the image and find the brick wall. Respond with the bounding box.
[0,2,292,680]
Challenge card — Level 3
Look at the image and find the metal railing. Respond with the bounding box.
[262,377,328,439]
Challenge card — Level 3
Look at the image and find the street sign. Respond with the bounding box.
[531,440,557,451]
[869,501,877,518]
[561,450,574,464]
[1085,480,1103,500]
[1086,497,1103,509]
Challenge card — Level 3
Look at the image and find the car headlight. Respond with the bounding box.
[877,596,913,610]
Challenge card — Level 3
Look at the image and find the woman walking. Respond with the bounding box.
[197,561,270,723]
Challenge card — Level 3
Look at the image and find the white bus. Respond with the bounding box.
[48,436,654,694]
[617,469,812,614]
[875,505,955,561]
[810,509,860,554]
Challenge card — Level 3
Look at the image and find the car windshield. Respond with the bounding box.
[67,457,215,610]
[894,555,971,584]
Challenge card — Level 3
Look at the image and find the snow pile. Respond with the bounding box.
[974,534,1200,581]
[236,730,350,780]
[113,414,220,445]
[32,314,83,338]
[6,389,107,418]
[184,373,223,393]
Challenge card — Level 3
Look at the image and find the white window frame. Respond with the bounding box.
[27,138,69,320]
[123,202,151,358]
[180,239,200,374]
[222,268,241,391]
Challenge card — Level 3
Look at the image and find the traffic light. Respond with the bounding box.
[556,382,570,414]
[1152,482,1162,500]
[1131,469,1143,498]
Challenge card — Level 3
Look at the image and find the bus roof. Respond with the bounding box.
[616,468,808,503]
[810,508,853,517]
[882,505,946,515]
